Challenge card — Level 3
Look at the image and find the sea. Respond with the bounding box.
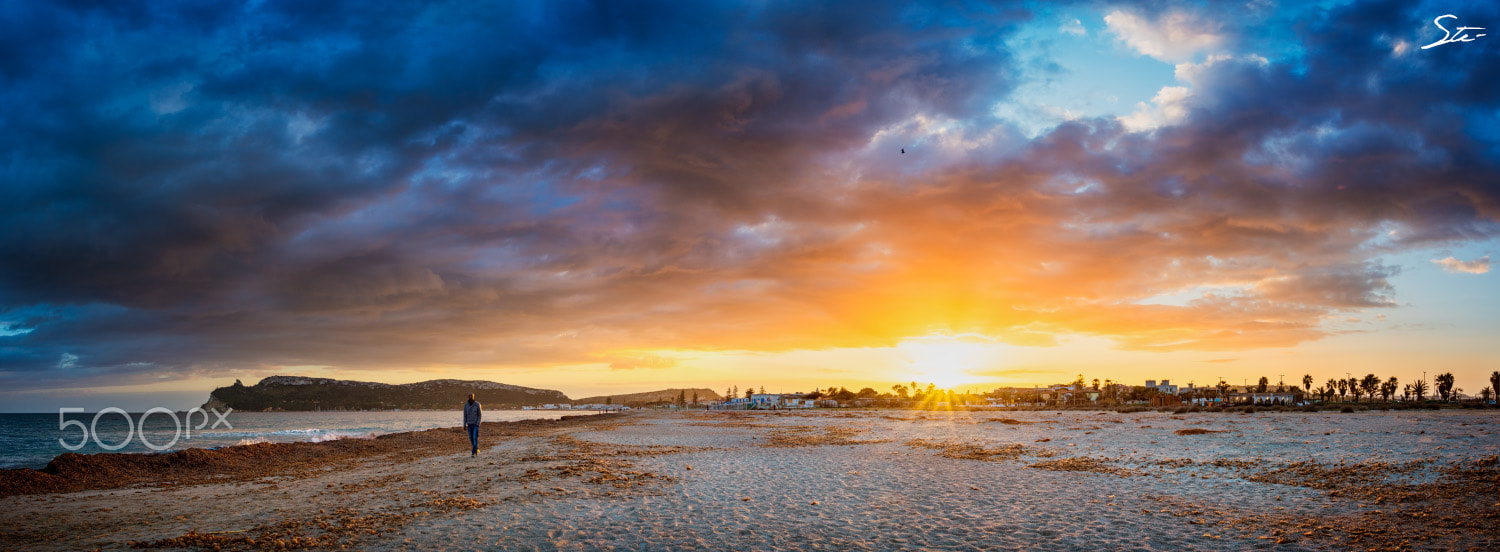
[0,409,595,470]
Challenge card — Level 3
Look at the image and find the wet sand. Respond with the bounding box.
[1,409,1496,551]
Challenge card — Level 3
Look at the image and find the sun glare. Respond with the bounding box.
[895,335,1001,389]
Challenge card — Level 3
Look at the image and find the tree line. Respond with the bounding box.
[1298,370,1498,403]
[696,370,1499,408]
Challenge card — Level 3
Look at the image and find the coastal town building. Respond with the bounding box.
[1230,391,1299,405]
[706,392,823,409]
[781,395,819,408]
[983,385,1101,406]
[572,404,625,411]
[749,393,782,407]
[1145,380,1179,395]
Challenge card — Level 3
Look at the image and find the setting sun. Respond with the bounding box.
[895,335,1005,389]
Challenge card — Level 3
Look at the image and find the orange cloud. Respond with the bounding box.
[1432,256,1491,275]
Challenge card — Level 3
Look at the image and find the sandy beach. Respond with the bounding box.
[2,409,1497,551]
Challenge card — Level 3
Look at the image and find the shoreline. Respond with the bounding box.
[0,409,609,472]
[1,405,1483,493]
[0,413,614,498]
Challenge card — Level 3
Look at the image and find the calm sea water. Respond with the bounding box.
[0,410,593,469]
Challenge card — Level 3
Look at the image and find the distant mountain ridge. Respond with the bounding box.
[573,388,722,407]
[202,376,571,411]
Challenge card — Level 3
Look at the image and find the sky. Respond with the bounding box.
[2,0,1498,411]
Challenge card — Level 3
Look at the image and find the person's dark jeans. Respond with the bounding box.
[467,424,479,454]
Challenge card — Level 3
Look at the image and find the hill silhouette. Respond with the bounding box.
[201,376,570,411]
[573,388,722,407]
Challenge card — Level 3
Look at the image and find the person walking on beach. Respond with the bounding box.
[464,393,482,457]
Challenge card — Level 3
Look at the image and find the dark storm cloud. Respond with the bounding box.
[0,0,1026,388]
[2,0,1498,391]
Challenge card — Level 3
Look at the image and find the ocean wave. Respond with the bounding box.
[309,431,375,443]
[269,428,332,436]
[208,428,377,438]
[223,430,375,444]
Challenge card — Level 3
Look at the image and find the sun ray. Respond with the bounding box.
[895,334,1006,389]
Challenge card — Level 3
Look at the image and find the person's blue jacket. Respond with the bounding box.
[464,400,482,426]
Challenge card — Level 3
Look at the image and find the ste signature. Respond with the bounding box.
[1422,14,1486,49]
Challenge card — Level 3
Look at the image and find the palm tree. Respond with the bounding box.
[1490,372,1499,400]
[1481,387,1494,404]
[1402,384,1411,401]
[1360,374,1379,401]
[1334,379,1348,401]
[1347,377,1362,401]
[1257,376,1269,393]
[1380,377,1398,401]
[1435,373,1455,402]
[1302,374,1313,394]
[1412,379,1429,401]
[1328,379,1341,401]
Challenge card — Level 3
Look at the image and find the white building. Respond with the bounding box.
[574,404,624,411]
[749,393,782,407]
[780,395,818,408]
[1145,380,1179,395]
